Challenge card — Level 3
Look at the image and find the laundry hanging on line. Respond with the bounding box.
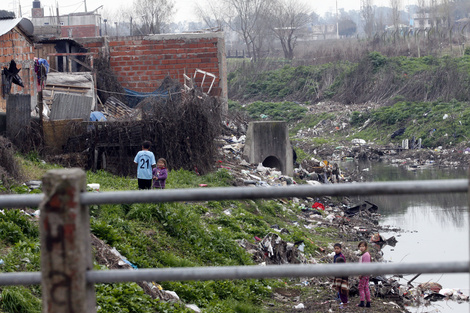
[1,60,24,99]
[34,58,49,92]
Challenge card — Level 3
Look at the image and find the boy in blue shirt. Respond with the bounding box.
[134,140,156,190]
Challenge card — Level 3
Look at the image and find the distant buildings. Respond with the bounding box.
[412,13,446,29]
[31,0,101,39]
[311,24,337,40]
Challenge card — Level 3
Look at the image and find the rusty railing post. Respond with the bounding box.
[40,169,96,313]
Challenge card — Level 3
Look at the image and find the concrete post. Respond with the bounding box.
[243,121,293,176]
[40,169,96,313]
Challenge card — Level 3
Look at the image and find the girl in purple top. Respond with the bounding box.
[152,158,168,189]
[357,241,371,308]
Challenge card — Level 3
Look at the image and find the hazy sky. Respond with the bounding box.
[4,0,419,22]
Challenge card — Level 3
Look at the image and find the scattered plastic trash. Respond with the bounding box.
[110,247,138,269]
[87,183,100,192]
[351,138,366,145]
[256,181,270,187]
[162,290,179,301]
[325,214,335,221]
[306,180,321,186]
[185,304,201,312]
[293,303,305,309]
[312,202,325,210]
[25,180,42,190]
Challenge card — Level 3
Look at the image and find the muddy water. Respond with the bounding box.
[340,161,469,313]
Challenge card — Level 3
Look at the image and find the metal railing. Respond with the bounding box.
[1,179,467,207]
[1,170,469,312]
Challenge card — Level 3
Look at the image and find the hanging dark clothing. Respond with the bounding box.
[34,58,49,92]
[1,60,23,98]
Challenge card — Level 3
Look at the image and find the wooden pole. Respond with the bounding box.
[40,169,96,313]
[37,90,43,135]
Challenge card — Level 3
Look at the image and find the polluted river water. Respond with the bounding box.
[340,160,469,313]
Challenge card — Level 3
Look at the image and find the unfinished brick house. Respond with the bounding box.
[1,9,228,114]
[0,13,36,111]
[78,32,228,111]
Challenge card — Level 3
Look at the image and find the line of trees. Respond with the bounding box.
[102,0,470,60]
[195,0,312,60]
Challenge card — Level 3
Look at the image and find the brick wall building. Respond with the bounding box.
[0,17,36,111]
[0,22,228,112]
[79,32,228,110]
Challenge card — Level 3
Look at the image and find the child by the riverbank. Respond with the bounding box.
[358,241,371,308]
[333,243,349,307]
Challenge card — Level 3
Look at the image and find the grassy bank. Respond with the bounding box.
[231,98,470,149]
[228,52,470,105]
[0,156,342,313]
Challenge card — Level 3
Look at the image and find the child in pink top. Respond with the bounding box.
[357,241,371,308]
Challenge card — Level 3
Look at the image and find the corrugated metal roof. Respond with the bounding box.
[50,93,93,121]
[0,17,34,37]
[0,11,16,19]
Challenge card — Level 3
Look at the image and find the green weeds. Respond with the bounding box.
[349,100,470,147]
[229,53,470,105]
[1,286,41,313]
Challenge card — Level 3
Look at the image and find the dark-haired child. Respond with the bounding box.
[152,158,168,189]
[134,141,156,190]
[333,243,348,306]
[357,241,371,308]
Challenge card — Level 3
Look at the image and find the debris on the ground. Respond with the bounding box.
[237,233,307,265]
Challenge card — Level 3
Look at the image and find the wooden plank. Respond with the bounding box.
[70,56,93,71]
[44,87,87,94]
[45,83,90,89]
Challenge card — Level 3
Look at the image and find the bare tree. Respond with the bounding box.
[268,0,311,60]
[417,0,428,14]
[195,0,225,29]
[390,0,402,29]
[224,0,270,61]
[361,0,375,37]
[134,0,175,34]
[198,0,269,60]
[429,0,439,28]
[438,0,452,28]
[416,0,428,25]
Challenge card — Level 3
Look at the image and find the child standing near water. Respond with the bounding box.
[333,243,349,306]
[357,241,371,308]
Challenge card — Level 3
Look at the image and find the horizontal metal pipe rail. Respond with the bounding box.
[0,261,468,286]
[0,178,468,287]
[0,179,468,208]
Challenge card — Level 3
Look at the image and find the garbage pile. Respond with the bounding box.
[295,159,345,184]
[237,233,308,265]
[367,276,470,308]
[91,234,202,312]
[217,135,349,187]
